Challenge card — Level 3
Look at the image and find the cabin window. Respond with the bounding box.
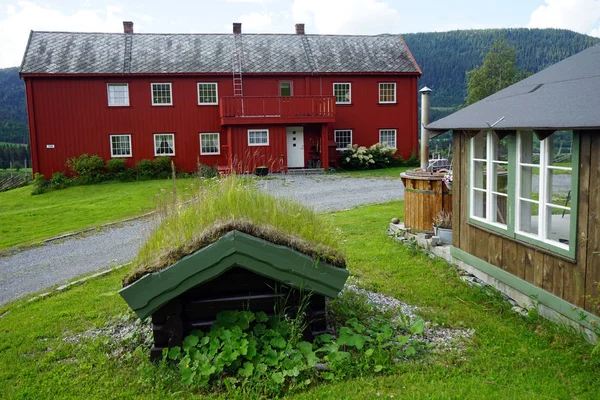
[469,131,509,228]
[248,129,269,146]
[154,133,175,156]
[200,133,220,155]
[151,83,172,105]
[110,134,132,157]
[334,130,352,150]
[333,83,351,104]
[379,129,397,149]
[379,82,396,103]
[198,83,218,105]
[279,81,293,97]
[516,131,573,250]
[107,83,129,106]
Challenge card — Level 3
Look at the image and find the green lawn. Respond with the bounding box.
[0,201,598,398]
[332,166,412,178]
[0,178,195,250]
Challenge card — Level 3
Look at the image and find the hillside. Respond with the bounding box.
[0,28,598,144]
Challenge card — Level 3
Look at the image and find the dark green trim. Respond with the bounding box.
[120,231,349,319]
[451,246,595,330]
[404,188,435,195]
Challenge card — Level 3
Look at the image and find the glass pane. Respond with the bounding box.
[519,200,539,235]
[491,163,508,194]
[472,190,486,219]
[548,131,573,166]
[520,166,539,200]
[492,194,508,225]
[473,161,486,190]
[547,169,572,207]
[493,133,509,161]
[546,206,570,246]
[520,131,540,165]
[472,131,486,159]
[280,82,291,96]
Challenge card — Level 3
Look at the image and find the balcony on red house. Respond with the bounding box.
[219,96,336,125]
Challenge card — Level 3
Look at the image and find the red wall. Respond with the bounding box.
[25,73,418,177]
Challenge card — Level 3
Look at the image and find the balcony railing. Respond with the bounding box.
[220,96,336,125]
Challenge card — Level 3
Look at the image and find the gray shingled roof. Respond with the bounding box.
[427,44,600,131]
[20,31,421,75]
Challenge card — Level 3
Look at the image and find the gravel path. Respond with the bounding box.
[0,175,404,306]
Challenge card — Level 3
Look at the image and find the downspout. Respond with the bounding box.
[419,86,432,170]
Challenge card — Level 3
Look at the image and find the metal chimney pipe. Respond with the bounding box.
[419,86,432,170]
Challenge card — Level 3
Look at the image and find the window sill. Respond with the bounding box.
[154,154,175,157]
[335,103,352,106]
[111,155,132,158]
[378,102,397,105]
[152,104,174,107]
[108,105,132,108]
[198,103,219,106]
[200,152,221,156]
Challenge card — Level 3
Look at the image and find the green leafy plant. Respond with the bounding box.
[105,158,133,182]
[66,154,105,183]
[30,172,48,195]
[197,163,218,178]
[135,159,155,180]
[339,143,397,171]
[153,157,172,179]
[48,172,70,190]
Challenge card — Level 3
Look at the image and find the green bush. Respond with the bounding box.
[403,151,419,167]
[106,158,134,182]
[153,157,172,179]
[31,173,48,195]
[12,161,22,171]
[48,172,70,190]
[135,159,155,180]
[66,154,105,183]
[197,163,218,178]
[339,143,396,170]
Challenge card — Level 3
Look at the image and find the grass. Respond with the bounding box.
[332,166,412,178]
[0,178,195,250]
[0,200,598,398]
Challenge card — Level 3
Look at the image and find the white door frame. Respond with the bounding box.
[286,126,304,168]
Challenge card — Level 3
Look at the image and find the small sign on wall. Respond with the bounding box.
[46,144,55,149]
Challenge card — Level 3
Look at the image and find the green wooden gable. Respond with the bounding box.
[120,231,349,319]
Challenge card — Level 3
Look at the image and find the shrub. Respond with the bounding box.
[153,157,172,179]
[66,154,105,183]
[135,159,155,180]
[106,158,134,182]
[48,172,70,190]
[12,161,22,171]
[403,151,419,167]
[197,163,218,178]
[339,143,396,170]
[31,173,48,195]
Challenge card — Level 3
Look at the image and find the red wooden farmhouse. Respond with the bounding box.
[20,22,421,176]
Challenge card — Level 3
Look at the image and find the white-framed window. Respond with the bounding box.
[334,130,352,151]
[151,83,172,105]
[516,131,573,250]
[200,133,220,155]
[110,134,132,158]
[107,83,129,106]
[197,83,218,105]
[379,82,396,103]
[379,129,397,148]
[279,81,293,97]
[333,83,351,104]
[248,129,269,146]
[470,131,509,228]
[154,133,175,156]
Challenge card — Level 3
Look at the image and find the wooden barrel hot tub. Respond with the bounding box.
[400,169,452,232]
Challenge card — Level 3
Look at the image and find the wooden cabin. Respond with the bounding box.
[119,230,349,359]
[427,44,600,329]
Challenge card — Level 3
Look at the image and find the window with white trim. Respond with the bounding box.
[334,130,352,150]
[516,130,573,250]
[107,83,129,106]
[110,134,132,157]
[248,129,269,146]
[379,129,397,148]
[151,83,172,105]
[333,83,351,104]
[198,83,218,105]
[279,81,292,97]
[379,82,396,103]
[200,133,220,155]
[470,131,509,227]
[154,133,175,156]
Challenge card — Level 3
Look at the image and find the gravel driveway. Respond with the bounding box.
[0,175,404,306]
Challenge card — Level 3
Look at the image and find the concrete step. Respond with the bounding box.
[287,168,325,175]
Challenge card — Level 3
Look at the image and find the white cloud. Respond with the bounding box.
[527,0,600,37]
[291,0,402,34]
[238,11,274,32]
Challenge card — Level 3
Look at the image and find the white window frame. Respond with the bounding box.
[334,130,353,151]
[153,133,175,156]
[515,131,572,251]
[110,134,132,158]
[107,83,129,107]
[248,129,269,146]
[469,131,508,230]
[379,82,396,104]
[279,81,293,97]
[379,129,397,149]
[151,83,173,106]
[197,82,218,105]
[200,132,221,155]
[333,83,351,104]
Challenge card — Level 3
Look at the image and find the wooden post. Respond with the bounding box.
[227,126,233,171]
[321,124,329,170]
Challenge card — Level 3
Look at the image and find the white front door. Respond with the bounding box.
[286,127,304,168]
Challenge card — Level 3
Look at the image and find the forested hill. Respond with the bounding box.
[0,28,599,144]
[403,28,600,116]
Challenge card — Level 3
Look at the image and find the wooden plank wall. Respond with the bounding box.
[452,130,597,313]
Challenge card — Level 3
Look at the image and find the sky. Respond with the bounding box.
[1,0,599,68]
